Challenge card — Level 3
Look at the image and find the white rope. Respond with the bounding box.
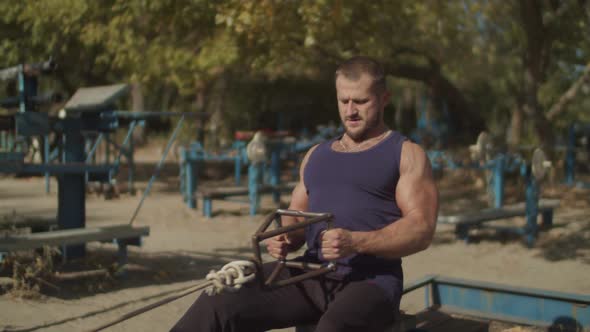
[205,260,257,296]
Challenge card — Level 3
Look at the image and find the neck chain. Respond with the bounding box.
[339,130,390,152]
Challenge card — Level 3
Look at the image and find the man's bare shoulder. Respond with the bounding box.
[300,144,320,170]
[400,140,430,174]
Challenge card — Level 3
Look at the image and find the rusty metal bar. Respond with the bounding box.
[254,212,277,238]
[255,213,333,241]
[284,261,325,270]
[251,209,334,290]
[264,261,286,286]
[275,209,331,218]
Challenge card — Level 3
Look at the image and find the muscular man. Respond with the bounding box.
[171,56,438,332]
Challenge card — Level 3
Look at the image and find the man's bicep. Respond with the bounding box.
[396,144,438,224]
[288,182,308,211]
[288,144,318,211]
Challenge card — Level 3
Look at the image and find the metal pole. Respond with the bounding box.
[565,124,576,185]
[58,118,86,259]
[493,155,505,208]
[44,134,50,194]
[270,144,281,203]
[128,123,135,195]
[18,65,25,114]
[524,168,539,248]
[249,163,262,216]
[128,116,185,225]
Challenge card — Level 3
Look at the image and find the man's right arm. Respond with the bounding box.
[265,145,317,258]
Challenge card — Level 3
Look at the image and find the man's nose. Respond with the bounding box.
[344,100,357,115]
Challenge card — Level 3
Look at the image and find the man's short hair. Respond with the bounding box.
[335,56,387,94]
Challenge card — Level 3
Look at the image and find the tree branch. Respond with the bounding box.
[391,47,440,71]
[547,62,590,120]
[545,0,579,25]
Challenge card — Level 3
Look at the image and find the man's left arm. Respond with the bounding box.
[321,141,439,260]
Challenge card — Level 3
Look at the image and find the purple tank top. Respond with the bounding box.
[302,130,406,301]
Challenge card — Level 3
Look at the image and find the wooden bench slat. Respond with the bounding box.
[438,199,560,225]
[0,225,150,251]
[200,182,297,198]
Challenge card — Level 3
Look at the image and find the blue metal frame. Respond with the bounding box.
[429,147,551,246]
[179,141,248,209]
[404,275,590,328]
[182,125,342,215]
[410,94,450,148]
[428,149,528,209]
[200,162,274,218]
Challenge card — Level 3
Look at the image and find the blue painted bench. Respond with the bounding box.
[0,224,149,267]
[437,198,560,244]
[199,183,296,217]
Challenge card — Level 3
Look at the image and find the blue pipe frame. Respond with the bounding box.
[181,137,313,214]
[404,275,589,329]
[429,149,546,246]
[181,126,342,215]
[428,150,526,208]
[179,141,248,209]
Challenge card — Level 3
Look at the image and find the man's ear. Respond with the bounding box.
[381,90,391,106]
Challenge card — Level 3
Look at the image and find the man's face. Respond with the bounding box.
[336,74,388,141]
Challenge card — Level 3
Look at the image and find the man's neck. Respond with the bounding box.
[344,126,389,144]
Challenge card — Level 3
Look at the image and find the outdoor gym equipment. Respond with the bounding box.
[196,131,295,218]
[428,132,514,208]
[178,140,248,209]
[0,58,58,115]
[438,138,556,247]
[182,127,339,216]
[0,80,203,259]
[0,58,60,189]
[0,83,131,259]
[429,132,551,209]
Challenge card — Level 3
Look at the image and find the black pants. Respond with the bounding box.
[170,262,400,332]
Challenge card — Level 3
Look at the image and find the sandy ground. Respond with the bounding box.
[1,146,590,332]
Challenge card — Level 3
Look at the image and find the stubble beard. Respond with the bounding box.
[342,111,381,142]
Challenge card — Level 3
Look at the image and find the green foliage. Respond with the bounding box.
[1,0,589,145]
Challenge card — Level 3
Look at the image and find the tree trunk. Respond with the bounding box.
[205,73,230,150]
[507,104,524,147]
[394,87,415,136]
[131,83,146,146]
[547,62,590,120]
[520,0,555,148]
[195,88,207,144]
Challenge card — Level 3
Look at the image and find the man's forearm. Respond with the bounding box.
[286,228,306,251]
[281,216,306,252]
[350,215,435,259]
